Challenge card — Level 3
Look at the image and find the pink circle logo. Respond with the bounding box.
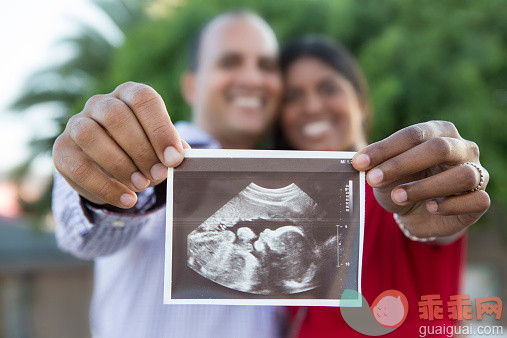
[371,290,409,328]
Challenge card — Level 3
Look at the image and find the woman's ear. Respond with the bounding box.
[181,72,196,105]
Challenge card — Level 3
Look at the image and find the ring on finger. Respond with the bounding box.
[461,162,485,191]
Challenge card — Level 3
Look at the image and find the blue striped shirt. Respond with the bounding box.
[53,121,286,338]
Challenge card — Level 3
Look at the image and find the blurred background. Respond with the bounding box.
[0,0,505,336]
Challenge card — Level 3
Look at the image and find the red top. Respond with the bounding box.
[292,184,465,337]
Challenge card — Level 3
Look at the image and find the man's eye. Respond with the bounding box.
[219,56,240,68]
[259,59,278,73]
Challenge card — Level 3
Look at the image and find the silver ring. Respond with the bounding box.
[461,162,485,191]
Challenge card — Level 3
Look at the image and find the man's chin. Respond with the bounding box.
[228,122,268,139]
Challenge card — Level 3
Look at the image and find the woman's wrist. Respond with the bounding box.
[393,213,437,242]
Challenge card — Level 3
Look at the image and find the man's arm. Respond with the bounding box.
[52,171,162,259]
[352,120,490,242]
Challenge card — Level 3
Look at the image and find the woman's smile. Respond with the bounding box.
[301,120,334,140]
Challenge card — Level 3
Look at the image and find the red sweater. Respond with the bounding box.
[292,184,465,337]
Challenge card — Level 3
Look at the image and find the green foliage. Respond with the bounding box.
[107,0,507,205]
[9,0,147,219]
[12,0,507,218]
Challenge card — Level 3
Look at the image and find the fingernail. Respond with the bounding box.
[131,171,149,190]
[427,200,438,213]
[164,146,183,166]
[150,163,167,181]
[181,139,192,150]
[368,168,383,185]
[393,188,408,203]
[354,154,370,169]
[120,193,136,207]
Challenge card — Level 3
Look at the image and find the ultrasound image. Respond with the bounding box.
[165,152,363,305]
[187,183,337,294]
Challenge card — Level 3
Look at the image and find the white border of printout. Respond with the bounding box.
[164,149,365,306]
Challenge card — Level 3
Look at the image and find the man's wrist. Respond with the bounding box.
[81,197,136,214]
[80,181,166,217]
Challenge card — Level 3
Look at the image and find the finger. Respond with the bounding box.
[390,162,489,205]
[353,121,460,171]
[181,139,191,150]
[53,134,137,208]
[85,96,163,181]
[365,136,474,187]
[67,115,150,192]
[425,190,490,221]
[114,82,184,167]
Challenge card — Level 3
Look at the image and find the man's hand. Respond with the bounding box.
[53,82,190,209]
[352,120,490,239]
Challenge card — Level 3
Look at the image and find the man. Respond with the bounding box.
[53,12,285,338]
[53,10,490,338]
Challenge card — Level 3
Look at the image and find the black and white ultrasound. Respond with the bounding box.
[165,150,364,306]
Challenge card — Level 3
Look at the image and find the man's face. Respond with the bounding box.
[189,16,282,148]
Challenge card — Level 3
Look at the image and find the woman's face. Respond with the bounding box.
[281,57,365,151]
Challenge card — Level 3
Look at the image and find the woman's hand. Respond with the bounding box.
[352,120,490,240]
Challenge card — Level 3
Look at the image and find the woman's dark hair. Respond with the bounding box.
[273,35,371,149]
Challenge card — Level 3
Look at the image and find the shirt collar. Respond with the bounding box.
[174,121,221,149]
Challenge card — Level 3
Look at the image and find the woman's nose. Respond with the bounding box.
[304,93,323,116]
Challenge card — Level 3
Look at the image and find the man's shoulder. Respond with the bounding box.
[175,121,220,149]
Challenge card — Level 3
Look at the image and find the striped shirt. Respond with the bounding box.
[53,121,286,338]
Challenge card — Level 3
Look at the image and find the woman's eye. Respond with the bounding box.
[319,83,340,96]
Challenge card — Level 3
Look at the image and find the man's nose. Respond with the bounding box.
[237,62,264,87]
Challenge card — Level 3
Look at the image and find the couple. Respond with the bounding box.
[52,10,490,338]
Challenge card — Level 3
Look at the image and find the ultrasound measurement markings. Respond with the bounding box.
[337,224,339,267]
[336,224,347,267]
[345,180,353,214]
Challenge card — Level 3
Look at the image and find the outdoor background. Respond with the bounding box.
[0,0,506,337]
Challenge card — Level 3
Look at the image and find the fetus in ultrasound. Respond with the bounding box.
[187,183,337,294]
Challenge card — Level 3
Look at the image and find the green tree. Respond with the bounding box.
[10,0,147,219]
[13,0,507,224]
[108,0,507,207]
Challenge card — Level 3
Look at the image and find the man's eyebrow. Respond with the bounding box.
[217,51,242,59]
[259,54,278,61]
[216,51,276,59]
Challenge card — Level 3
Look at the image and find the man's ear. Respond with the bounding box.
[181,72,196,105]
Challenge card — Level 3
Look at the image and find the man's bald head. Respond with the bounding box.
[188,11,278,72]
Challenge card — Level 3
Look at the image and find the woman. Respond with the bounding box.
[275,36,478,337]
[276,36,369,154]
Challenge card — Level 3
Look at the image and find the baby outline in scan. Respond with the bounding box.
[187,182,338,295]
